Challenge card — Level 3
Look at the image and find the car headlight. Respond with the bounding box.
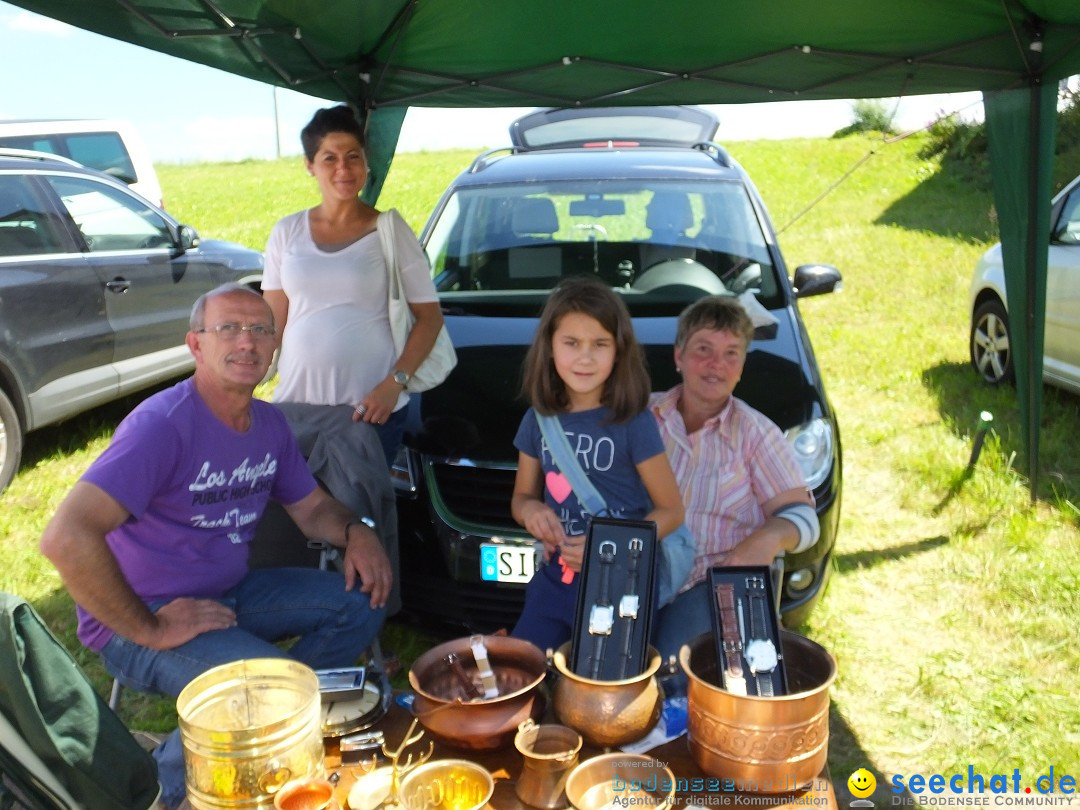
[784,417,833,490]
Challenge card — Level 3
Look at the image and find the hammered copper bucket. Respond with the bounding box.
[408,635,547,750]
[550,643,662,748]
[680,631,836,792]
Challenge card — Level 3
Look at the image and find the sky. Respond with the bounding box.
[0,1,986,165]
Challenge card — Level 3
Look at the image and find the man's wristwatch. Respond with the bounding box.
[344,516,377,545]
[744,575,778,697]
[714,582,747,695]
[587,540,617,679]
[392,369,411,387]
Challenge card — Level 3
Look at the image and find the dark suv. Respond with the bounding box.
[0,149,263,492]
[394,107,842,632]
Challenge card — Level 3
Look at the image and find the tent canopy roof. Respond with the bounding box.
[7,0,1080,110]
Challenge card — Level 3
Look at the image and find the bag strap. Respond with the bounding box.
[377,209,403,303]
[535,412,609,517]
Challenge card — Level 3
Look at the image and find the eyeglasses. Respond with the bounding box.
[196,323,276,340]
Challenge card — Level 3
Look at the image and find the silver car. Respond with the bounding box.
[970,173,1080,391]
[0,149,263,492]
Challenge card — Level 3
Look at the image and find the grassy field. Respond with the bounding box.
[3,133,1079,806]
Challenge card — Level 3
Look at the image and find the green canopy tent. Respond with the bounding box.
[7,0,1080,494]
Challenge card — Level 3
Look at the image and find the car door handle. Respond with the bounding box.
[105,278,131,294]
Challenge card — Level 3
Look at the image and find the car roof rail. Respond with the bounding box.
[0,147,83,167]
[692,141,734,168]
[467,146,520,174]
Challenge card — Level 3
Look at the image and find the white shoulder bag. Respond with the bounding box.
[377,209,457,392]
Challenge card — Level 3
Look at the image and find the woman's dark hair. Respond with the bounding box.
[521,276,650,422]
[675,295,754,350]
[300,105,365,161]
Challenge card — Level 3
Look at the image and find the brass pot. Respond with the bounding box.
[408,635,547,750]
[550,643,662,748]
[680,631,836,792]
[398,759,494,810]
[564,753,675,810]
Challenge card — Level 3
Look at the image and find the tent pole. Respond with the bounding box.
[1024,82,1041,504]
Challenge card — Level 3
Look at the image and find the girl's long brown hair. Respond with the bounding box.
[520,276,650,422]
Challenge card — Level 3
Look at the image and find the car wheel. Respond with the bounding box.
[970,298,1014,385]
[0,389,23,493]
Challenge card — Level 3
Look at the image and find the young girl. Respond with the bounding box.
[510,276,684,652]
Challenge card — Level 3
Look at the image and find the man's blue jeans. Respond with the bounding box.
[100,566,385,808]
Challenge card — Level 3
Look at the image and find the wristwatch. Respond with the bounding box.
[744,575,778,697]
[616,537,643,678]
[344,516,377,545]
[714,582,747,695]
[587,540,617,679]
[392,369,411,387]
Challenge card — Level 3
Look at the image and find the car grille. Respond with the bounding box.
[402,572,525,634]
[428,461,518,529]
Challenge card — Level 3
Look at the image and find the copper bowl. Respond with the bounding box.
[550,643,662,748]
[408,635,547,750]
[680,631,836,792]
[565,753,675,810]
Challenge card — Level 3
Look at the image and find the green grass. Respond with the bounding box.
[4,134,1079,805]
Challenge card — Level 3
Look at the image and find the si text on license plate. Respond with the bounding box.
[480,543,538,583]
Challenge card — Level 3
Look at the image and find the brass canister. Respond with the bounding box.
[177,658,325,810]
[680,631,836,792]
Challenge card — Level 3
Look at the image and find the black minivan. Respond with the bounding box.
[394,106,842,632]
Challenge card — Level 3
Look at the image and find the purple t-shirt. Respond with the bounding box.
[76,378,317,651]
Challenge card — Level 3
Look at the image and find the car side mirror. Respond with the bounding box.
[793,264,842,298]
[177,224,200,253]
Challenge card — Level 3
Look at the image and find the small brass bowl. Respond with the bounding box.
[398,759,494,810]
[565,753,675,810]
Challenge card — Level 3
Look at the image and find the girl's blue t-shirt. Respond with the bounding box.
[514,406,666,537]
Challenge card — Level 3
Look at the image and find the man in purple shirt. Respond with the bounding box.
[40,283,392,809]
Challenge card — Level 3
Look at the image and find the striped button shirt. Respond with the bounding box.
[649,386,810,592]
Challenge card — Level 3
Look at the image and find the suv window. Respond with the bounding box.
[45,175,172,252]
[426,180,780,305]
[0,174,65,256]
[0,132,138,185]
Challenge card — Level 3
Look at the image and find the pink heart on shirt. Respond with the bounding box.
[545,471,573,503]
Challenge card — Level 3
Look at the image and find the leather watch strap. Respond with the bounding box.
[747,576,774,697]
[714,582,747,694]
[588,540,617,679]
[616,537,643,678]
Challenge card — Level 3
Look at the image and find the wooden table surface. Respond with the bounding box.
[323,696,836,810]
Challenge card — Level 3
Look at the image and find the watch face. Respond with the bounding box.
[745,639,778,673]
[393,370,410,386]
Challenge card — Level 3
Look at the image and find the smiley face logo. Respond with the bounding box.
[848,768,877,799]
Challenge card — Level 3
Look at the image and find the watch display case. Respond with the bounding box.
[706,566,788,697]
[569,517,658,681]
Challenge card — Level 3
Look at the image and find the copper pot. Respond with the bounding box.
[550,643,662,748]
[408,635,547,750]
[680,631,836,792]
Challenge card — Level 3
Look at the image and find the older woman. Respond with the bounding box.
[649,295,819,663]
[262,105,443,467]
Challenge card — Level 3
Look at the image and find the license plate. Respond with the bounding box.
[480,543,539,583]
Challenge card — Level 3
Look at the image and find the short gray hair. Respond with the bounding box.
[674,295,754,350]
[190,283,265,331]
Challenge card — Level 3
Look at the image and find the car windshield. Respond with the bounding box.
[425,180,781,309]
